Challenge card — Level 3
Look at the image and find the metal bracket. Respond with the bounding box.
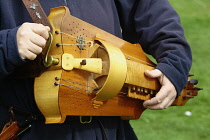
[80,116,92,124]
[76,36,86,50]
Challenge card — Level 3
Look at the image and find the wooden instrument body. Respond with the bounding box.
[34,7,199,124]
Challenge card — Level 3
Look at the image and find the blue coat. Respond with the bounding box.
[0,0,192,139]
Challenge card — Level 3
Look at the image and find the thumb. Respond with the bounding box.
[145,69,162,79]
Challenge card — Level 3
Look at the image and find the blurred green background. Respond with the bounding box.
[130,0,210,139]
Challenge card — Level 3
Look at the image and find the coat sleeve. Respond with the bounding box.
[0,27,25,80]
[115,0,192,95]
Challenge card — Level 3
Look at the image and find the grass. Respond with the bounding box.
[130,0,210,139]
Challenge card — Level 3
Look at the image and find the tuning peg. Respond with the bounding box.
[183,95,194,100]
[188,73,194,77]
[188,79,198,85]
[193,87,203,91]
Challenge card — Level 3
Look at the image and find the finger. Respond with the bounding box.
[30,33,47,48]
[143,95,163,107]
[144,95,171,110]
[18,41,42,60]
[146,93,176,110]
[145,69,162,79]
[164,89,177,108]
[19,48,38,60]
[45,26,51,32]
[27,43,43,55]
[143,85,177,110]
[17,23,48,48]
[143,85,169,107]
[31,24,50,40]
[26,51,37,60]
[164,98,175,109]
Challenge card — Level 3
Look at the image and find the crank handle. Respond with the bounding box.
[43,32,59,67]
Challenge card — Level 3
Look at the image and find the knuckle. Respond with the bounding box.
[39,27,45,33]
[17,40,25,47]
[21,23,29,28]
[17,30,28,38]
[157,99,162,103]
[19,23,31,31]
[36,24,45,30]
[23,22,30,26]
[155,97,162,103]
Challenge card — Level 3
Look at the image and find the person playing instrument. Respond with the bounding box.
[0,0,192,139]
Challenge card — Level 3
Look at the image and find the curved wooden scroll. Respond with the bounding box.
[34,6,201,124]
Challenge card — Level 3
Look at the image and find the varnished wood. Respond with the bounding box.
[34,6,200,124]
[34,70,62,123]
[0,121,20,140]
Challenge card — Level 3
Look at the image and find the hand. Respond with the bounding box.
[143,69,177,110]
[16,23,50,60]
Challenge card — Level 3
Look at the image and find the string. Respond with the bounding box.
[56,31,77,39]
[55,77,129,95]
[55,83,94,93]
[55,31,93,49]
[124,54,156,67]
[56,75,156,98]
[61,43,91,46]
[56,77,97,90]
[56,31,156,68]
[55,82,129,97]
[97,44,156,67]
[55,77,155,101]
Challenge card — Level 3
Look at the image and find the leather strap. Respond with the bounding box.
[21,0,52,28]
[11,0,51,78]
